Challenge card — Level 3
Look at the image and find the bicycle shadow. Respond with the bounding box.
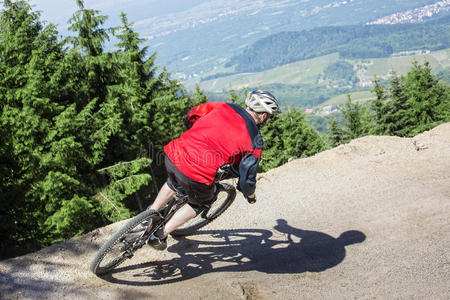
[103,219,365,286]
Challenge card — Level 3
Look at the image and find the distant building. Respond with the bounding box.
[305,108,314,114]
[358,78,373,87]
[322,105,339,114]
[390,49,430,57]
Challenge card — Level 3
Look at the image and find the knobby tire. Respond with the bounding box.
[90,209,160,275]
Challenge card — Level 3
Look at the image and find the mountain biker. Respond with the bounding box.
[148,90,281,250]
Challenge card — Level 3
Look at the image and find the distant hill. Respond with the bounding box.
[34,0,447,80]
[137,0,442,77]
[226,14,450,73]
[196,48,449,108]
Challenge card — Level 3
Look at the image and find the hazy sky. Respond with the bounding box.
[29,0,155,30]
[28,0,208,32]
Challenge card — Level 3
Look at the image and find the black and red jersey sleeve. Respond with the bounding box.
[227,103,264,197]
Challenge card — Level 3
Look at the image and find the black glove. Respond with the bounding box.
[246,195,256,204]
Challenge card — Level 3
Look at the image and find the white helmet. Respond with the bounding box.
[245,90,281,115]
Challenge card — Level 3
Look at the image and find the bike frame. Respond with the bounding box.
[156,194,189,227]
[119,196,185,259]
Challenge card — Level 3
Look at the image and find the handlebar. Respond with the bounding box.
[217,164,256,204]
[214,164,231,183]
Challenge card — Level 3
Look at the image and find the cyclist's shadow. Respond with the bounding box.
[106,219,365,285]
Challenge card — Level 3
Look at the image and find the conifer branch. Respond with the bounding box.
[97,192,122,217]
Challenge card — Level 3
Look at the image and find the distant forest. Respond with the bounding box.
[226,14,450,73]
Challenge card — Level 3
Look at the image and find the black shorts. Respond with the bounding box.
[165,156,216,209]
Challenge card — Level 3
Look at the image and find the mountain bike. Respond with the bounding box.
[90,165,238,276]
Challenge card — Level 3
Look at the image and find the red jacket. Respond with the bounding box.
[164,102,262,196]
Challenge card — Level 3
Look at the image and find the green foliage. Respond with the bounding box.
[369,77,388,135]
[323,61,358,85]
[0,0,205,259]
[96,158,152,222]
[225,87,247,108]
[369,61,450,137]
[45,195,94,239]
[328,60,449,146]
[340,95,371,142]
[260,108,327,172]
[403,61,450,135]
[328,118,345,147]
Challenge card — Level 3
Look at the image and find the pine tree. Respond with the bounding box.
[0,0,73,253]
[368,61,449,138]
[328,118,344,147]
[260,108,326,172]
[403,60,450,135]
[283,108,326,158]
[60,2,155,224]
[0,1,212,258]
[370,77,388,135]
[226,87,247,108]
[111,13,156,156]
[341,95,370,142]
[384,74,408,136]
[260,114,286,171]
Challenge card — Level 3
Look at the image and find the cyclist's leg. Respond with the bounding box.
[163,203,196,235]
[149,182,176,211]
[149,155,179,211]
[155,155,215,236]
[148,202,196,250]
[163,181,215,236]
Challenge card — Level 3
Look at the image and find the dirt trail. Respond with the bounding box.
[1,123,449,299]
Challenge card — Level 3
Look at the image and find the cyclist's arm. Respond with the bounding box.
[237,153,260,197]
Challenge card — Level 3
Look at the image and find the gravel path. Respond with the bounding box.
[1,123,449,299]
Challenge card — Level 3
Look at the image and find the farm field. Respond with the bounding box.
[193,48,449,94]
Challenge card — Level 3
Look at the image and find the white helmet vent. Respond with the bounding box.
[245,90,280,114]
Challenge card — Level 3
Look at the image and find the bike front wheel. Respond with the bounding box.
[171,183,236,237]
[90,209,160,275]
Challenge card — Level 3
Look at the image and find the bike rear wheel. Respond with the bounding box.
[90,209,160,275]
[171,183,236,237]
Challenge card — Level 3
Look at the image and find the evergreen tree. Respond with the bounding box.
[40,0,126,235]
[260,108,326,172]
[192,84,208,107]
[370,77,388,135]
[341,95,370,142]
[330,61,449,144]
[111,12,206,195]
[259,114,285,171]
[369,61,449,138]
[226,87,247,108]
[328,118,344,147]
[403,61,450,135]
[111,12,156,156]
[1,1,157,255]
[0,0,68,254]
[283,108,326,158]
[383,74,411,136]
